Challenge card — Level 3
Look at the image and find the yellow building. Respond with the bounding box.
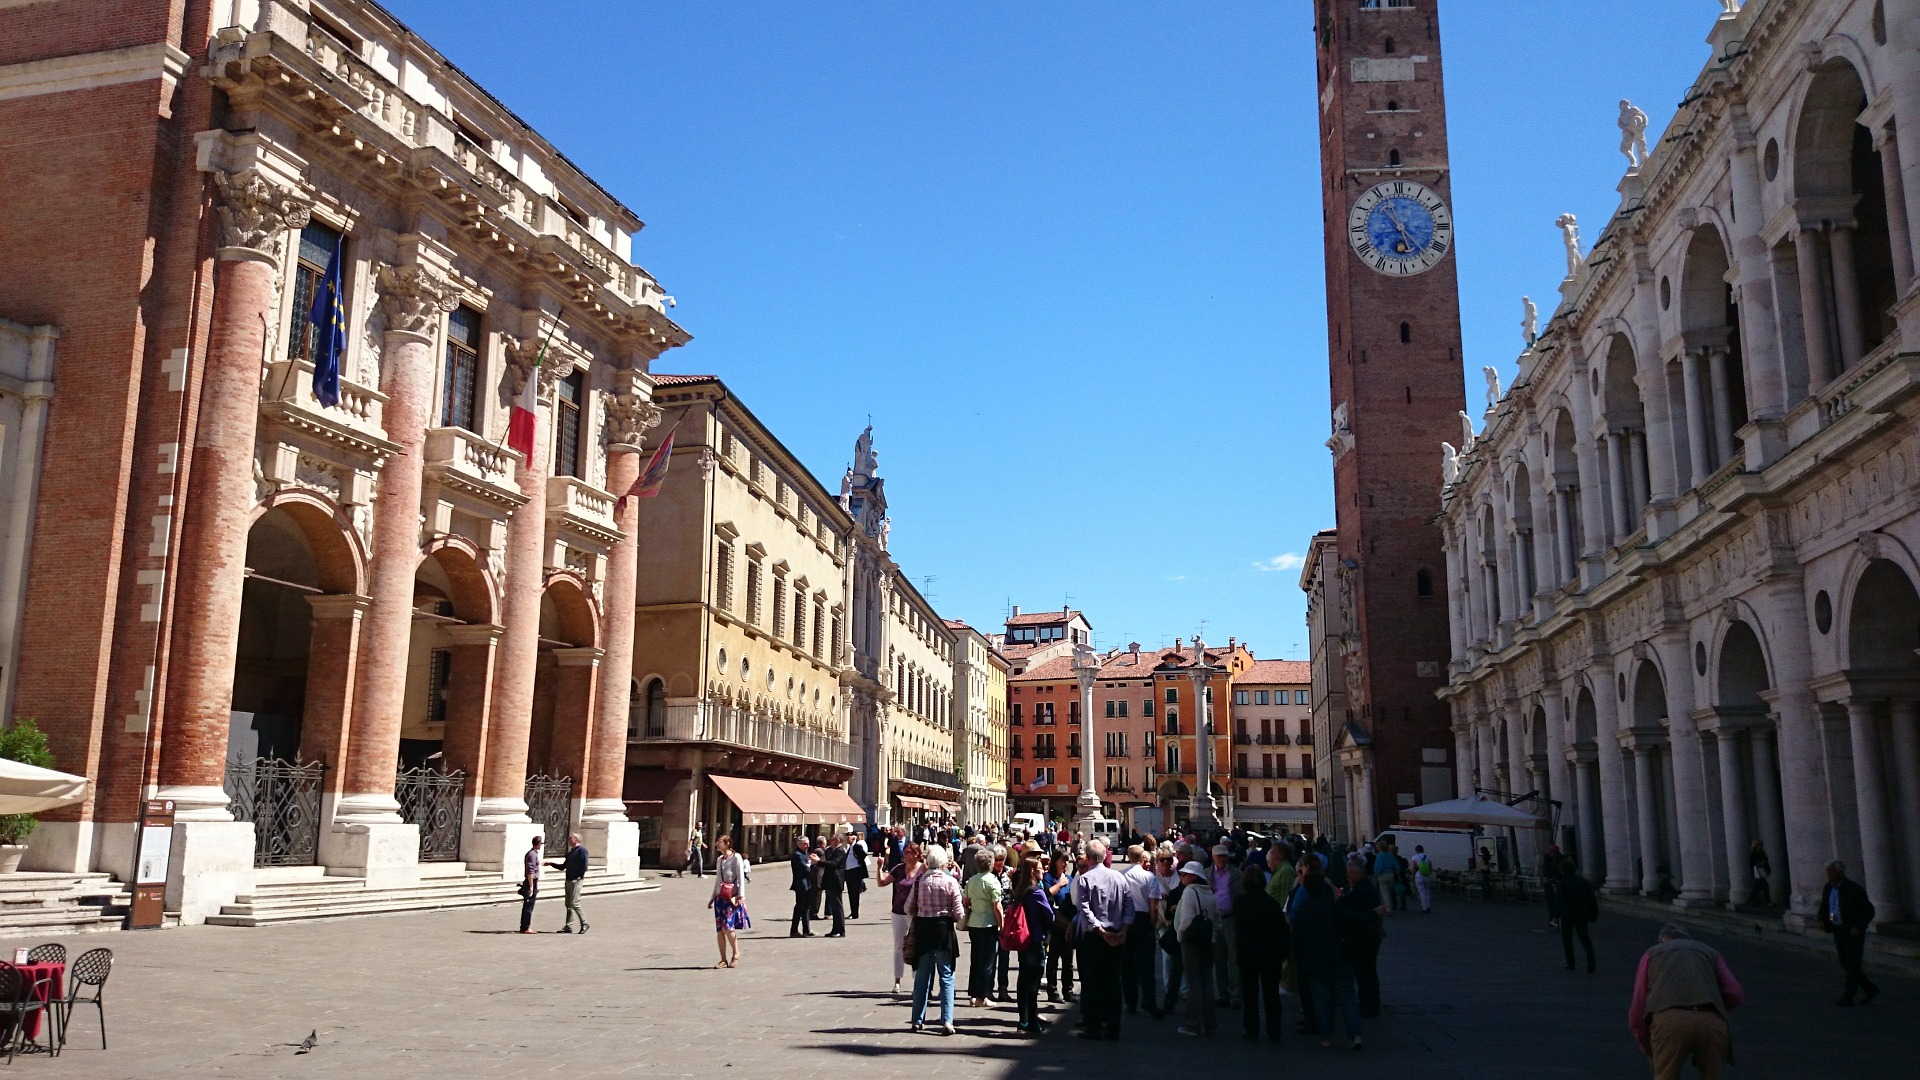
[949,621,1011,827]
[626,375,862,866]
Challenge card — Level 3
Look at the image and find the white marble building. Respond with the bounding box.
[1438,0,1920,942]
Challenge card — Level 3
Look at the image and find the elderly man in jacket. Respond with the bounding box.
[1819,859,1880,1006]
[1628,924,1745,1079]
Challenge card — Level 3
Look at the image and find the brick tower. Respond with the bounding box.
[1312,0,1464,833]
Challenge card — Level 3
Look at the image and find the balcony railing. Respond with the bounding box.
[1033,748,1058,760]
[1237,766,1316,780]
[631,702,851,768]
[900,761,963,791]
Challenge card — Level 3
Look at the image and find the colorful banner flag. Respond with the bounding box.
[307,239,346,408]
[506,318,558,463]
[616,416,682,514]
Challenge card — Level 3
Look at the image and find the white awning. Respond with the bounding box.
[0,758,89,815]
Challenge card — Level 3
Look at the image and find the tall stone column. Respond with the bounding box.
[1590,666,1635,892]
[1845,697,1905,925]
[1749,723,1788,905]
[1706,348,1737,466]
[1679,349,1712,485]
[1873,124,1914,297]
[580,395,660,876]
[326,253,458,887]
[1542,691,1569,844]
[1475,718,1497,794]
[1656,635,1717,905]
[1573,751,1602,880]
[160,169,309,923]
[1794,228,1837,394]
[1632,745,1661,895]
[467,328,555,876]
[1713,724,1753,907]
[1628,433,1650,519]
[1607,435,1631,541]
[1451,722,1472,799]
[1828,226,1866,369]
[1890,700,1920,915]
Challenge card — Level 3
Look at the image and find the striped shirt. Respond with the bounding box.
[911,868,966,919]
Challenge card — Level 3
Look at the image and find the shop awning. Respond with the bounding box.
[710,774,803,826]
[776,781,866,825]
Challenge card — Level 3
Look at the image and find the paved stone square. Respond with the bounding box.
[6,875,1915,1078]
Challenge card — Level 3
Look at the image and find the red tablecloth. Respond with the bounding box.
[14,962,62,1041]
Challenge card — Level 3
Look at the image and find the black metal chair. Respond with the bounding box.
[60,948,111,1052]
[23,944,63,966]
[0,962,50,1061]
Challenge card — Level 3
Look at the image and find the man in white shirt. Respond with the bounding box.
[1121,844,1166,1018]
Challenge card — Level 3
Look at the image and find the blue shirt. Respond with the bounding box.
[1072,863,1135,934]
[1829,886,1842,924]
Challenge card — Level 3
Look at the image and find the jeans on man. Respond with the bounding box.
[1561,917,1594,971]
[1307,966,1361,1042]
[518,881,539,932]
[1046,922,1075,998]
[1211,916,1239,1004]
[1181,941,1216,1033]
[967,926,999,1000]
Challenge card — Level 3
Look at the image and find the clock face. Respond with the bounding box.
[1349,180,1452,276]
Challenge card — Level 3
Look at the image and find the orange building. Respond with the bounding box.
[1090,645,1160,831]
[1006,654,1086,819]
[1149,639,1253,828]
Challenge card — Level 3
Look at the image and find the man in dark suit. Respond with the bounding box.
[1555,864,1598,973]
[844,829,870,919]
[789,836,817,937]
[821,833,848,937]
[1819,860,1880,1005]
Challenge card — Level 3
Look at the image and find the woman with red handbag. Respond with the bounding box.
[708,834,752,968]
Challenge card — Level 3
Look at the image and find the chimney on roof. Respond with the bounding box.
[1228,636,1237,652]
[1012,605,1021,617]
[1174,637,1183,652]
[1129,641,1140,663]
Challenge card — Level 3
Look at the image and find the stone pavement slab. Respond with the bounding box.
[1,874,1912,1078]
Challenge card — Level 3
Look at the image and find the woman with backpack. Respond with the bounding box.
[1007,858,1054,1034]
[1172,860,1219,1036]
[706,834,751,969]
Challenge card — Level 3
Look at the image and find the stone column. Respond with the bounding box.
[467,329,555,875]
[160,169,309,923]
[1748,723,1788,906]
[549,646,603,815]
[1543,692,1569,843]
[1795,228,1836,394]
[328,255,458,886]
[581,399,659,877]
[1656,634,1717,905]
[1607,434,1631,541]
[1574,752,1602,880]
[1628,433,1650,519]
[297,595,370,810]
[1553,489,1576,584]
[1828,226,1867,370]
[1444,540,1468,662]
[1452,723,1473,799]
[1891,700,1920,916]
[1632,746,1661,895]
[1504,703,1526,796]
[1707,348,1737,467]
[1680,350,1712,485]
[1726,111,1786,429]
[1846,697,1905,924]
[1476,717,1498,794]
[1714,724,1753,907]
[1873,125,1914,294]
[1591,669,1635,892]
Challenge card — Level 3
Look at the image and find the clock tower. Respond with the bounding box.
[1313,0,1464,833]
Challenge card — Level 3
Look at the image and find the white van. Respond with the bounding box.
[1089,816,1121,841]
[1011,812,1049,838]
[1373,827,1476,872]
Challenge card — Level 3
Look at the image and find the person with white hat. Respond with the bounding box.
[1173,860,1220,1036]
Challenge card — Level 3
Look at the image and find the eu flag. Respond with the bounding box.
[308,239,346,408]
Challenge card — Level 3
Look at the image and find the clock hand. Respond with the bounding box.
[1380,203,1417,253]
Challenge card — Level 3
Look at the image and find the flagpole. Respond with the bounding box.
[492,312,561,458]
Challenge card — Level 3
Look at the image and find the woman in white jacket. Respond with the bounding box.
[1173,860,1220,1036]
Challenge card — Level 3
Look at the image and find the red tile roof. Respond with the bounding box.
[652,373,717,386]
[1241,659,1312,685]
[1008,655,1076,683]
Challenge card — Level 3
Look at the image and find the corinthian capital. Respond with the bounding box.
[604,395,664,447]
[376,263,459,339]
[212,170,311,257]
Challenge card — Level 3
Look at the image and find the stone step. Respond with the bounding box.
[0,872,132,939]
[205,873,658,928]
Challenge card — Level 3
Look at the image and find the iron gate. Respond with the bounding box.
[524,774,574,852]
[396,766,466,862]
[224,757,325,867]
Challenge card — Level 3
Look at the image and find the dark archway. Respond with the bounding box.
[1794,59,1899,378]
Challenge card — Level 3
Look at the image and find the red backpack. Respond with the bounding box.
[999,897,1032,953]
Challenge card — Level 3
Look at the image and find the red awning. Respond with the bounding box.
[710,774,803,826]
[775,781,865,824]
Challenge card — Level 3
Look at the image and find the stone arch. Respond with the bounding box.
[540,571,600,648]
[421,535,499,625]
[250,489,364,595]
[1678,223,1748,475]
[1572,682,1599,745]
[1632,656,1669,727]
[1509,463,1537,601]
[1842,555,1920,671]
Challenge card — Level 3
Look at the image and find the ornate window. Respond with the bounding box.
[715,542,734,612]
[746,558,763,626]
[441,305,481,431]
[553,371,584,479]
[287,220,344,361]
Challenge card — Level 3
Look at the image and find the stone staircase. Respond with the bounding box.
[204,863,659,927]
[0,872,132,937]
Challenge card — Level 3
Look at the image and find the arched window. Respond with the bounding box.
[1383,36,1395,54]
[1388,148,1401,167]
[644,678,666,737]
[1416,568,1434,598]
[1399,321,1411,343]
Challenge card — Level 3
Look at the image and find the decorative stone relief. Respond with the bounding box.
[294,453,344,501]
[376,264,459,339]
[1326,401,1354,458]
[212,170,311,254]
[604,395,664,447]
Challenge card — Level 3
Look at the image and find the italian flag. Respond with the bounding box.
[507,319,556,463]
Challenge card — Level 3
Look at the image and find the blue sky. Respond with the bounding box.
[386,1,1718,658]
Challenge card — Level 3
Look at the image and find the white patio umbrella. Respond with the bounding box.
[0,758,89,815]
[1398,793,1546,829]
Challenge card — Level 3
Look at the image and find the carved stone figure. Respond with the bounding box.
[853,425,879,477]
[1441,441,1459,488]
[1482,365,1502,410]
[1719,0,1739,15]
[879,517,891,551]
[603,394,664,447]
[1521,296,1538,345]
[1618,100,1651,171]
[1325,401,1354,457]
[1557,213,1583,279]
[1459,410,1476,453]
[211,170,311,255]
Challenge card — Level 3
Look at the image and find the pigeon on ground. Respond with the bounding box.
[295,1030,317,1055]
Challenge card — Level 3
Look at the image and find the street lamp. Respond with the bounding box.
[1187,637,1222,833]
[1071,643,1103,841]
